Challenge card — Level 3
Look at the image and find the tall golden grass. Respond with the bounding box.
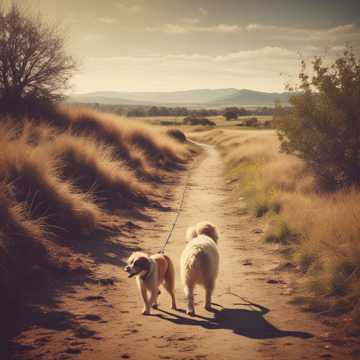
[193,128,360,324]
[0,108,191,301]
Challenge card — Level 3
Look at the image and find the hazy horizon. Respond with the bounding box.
[7,0,360,94]
[72,87,291,96]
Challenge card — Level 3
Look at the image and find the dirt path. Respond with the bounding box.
[12,143,354,360]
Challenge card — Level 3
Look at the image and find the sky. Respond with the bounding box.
[9,0,360,93]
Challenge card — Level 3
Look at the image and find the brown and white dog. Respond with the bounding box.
[124,252,176,315]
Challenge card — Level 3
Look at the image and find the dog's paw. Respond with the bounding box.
[142,309,150,315]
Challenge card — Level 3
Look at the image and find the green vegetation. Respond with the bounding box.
[276,48,360,189]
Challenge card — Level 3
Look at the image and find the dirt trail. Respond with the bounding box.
[12,143,353,360]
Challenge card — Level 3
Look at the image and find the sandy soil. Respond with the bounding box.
[9,143,358,360]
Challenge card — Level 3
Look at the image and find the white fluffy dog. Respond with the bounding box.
[180,222,219,315]
[124,252,176,315]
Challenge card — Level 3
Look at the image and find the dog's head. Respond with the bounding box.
[124,252,151,278]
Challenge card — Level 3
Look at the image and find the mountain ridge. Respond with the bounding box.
[69,88,294,107]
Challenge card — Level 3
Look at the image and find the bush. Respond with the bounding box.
[223,109,238,121]
[276,49,360,189]
[166,129,187,143]
[242,117,259,127]
[183,117,216,126]
[262,120,273,128]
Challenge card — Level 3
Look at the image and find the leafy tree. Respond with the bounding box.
[223,107,239,120]
[0,5,76,113]
[275,49,360,189]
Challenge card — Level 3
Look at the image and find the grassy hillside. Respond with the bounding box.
[0,107,192,305]
[191,128,360,329]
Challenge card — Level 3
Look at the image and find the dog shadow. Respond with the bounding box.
[156,298,313,340]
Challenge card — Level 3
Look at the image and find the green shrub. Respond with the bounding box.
[276,48,360,189]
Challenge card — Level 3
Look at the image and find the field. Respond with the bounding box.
[134,114,273,128]
[1,110,359,359]
[0,106,193,311]
[190,128,360,329]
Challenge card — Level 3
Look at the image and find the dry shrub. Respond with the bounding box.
[46,135,155,210]
[13,105,190,177]
[0,180,49,298]
[63,107,188,171]
[166,129,187,143]
[0,140,107,238]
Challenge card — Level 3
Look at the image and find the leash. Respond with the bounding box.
[158,163,192,254]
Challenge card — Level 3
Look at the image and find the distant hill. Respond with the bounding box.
[210,89,294,106]
[70,88,294,107]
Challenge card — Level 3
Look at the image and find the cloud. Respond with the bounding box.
[82,34,104,41]
[246,23,278,31]
[115,2,143,13]
[97,17,118,24]
[145,23,242,34]
[82,47,299,92]
[142,21,359,41]
[246,23,360,43]
[89,46,297,64]
[78,45,354,93]
[213,24,241,33]
[180,18,200,25]
[199,8,208,16]
[129,4,143,13]
[214,47,296,61]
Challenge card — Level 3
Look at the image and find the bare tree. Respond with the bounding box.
[0,4,76,110]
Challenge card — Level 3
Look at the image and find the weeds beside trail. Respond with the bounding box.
[0,108,193,312]
[191,128,360,330]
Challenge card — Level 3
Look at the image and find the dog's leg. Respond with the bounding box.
[150,287,159,309]
[164,280,177,310]
[164,286,177,310]
[170,290,177,310]
[184,283,195,316]
[138,281,150,315]
[163,255,176,310]
[204,280,214,311]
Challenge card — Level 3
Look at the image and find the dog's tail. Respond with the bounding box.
[186,225,197,242]
[163,254,175,293]
[195,221,219,243]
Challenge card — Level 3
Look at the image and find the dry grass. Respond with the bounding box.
[193,128,360,325]
[51,106,188,173]
[44,135,154,210]
[0,107,192,301]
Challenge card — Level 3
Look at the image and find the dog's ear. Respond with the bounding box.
[134,256,151,271]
